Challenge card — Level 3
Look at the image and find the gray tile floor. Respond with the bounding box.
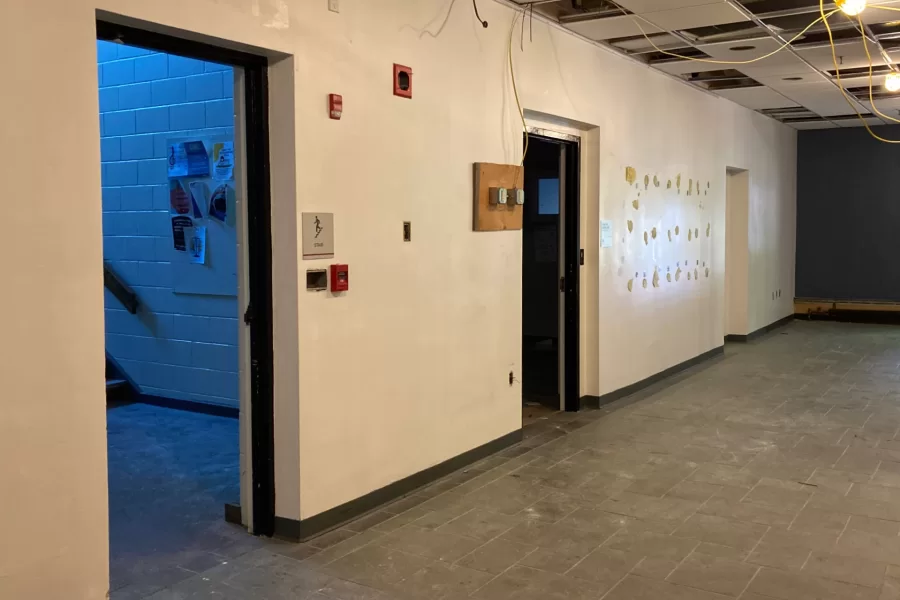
[144,321,900,599]
[108,404,261,599]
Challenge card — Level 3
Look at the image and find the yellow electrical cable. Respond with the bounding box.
[629,9,839,65]
[509,10,529,170]
[857,13,900,124]
[821,0,900,142]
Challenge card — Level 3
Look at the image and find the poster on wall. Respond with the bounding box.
[166,135,238,296]
[212,142,234,181]
[167,141,210,178]
[189,226,207,265]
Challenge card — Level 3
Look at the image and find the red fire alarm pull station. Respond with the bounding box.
[328,94,343,119]
[393,64,412,99]
[330,264,349,292]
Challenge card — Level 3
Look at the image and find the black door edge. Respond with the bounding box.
[96,20,276,536]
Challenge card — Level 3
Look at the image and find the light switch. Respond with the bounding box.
[489,187,508,205]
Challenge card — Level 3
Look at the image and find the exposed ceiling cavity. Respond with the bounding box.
[508,0,900,128]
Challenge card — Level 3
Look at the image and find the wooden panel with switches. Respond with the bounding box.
[473,162,524,232]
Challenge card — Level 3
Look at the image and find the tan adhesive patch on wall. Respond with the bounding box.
[687,271,692,280]
[652,270,660,288]
[666,272,672,282]
[675,267,682,281]
[696,180,700,195]
[694,268,699,280]
[653,175,659,188]
[643,231,649,245]
[667,179,672,189]
[676,174,681,190]
[688,229,692,241]
[642,278,648,289]
[705,267,710,278]
[706,223,710,237]
[627,220,634,233]
[651,227,657,239]
[632,199,640,210]
[695,228,699,238]
[627,278,633,292]
[667,229,672,242]
[644,174,650,190]
[625,167,636,185]
[675,225,680,235]
[687,178,693,196]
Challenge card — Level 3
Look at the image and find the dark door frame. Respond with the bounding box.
[96,20,276,536]
[523,133,581,412]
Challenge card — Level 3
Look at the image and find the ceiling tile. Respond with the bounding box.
[653,59,732,75]
[835,116,887,127]
[715,86,800,109]
[788,120,839,129]
[563,16,662,41]
[639,3,748,31]
[617,0,726,15]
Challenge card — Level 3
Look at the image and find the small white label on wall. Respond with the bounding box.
[601,220,613,248]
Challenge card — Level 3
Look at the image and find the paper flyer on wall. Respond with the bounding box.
[167,141,210,178]
[212,142,234,181]
[171,216,193,251]
[189,226,207,265]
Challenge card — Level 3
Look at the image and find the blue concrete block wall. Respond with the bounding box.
[99,41,238,407]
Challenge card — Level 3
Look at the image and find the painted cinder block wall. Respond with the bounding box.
[98,41,238,407]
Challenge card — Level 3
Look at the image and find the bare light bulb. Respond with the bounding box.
[886,72,900,92]
[836,0,867,15]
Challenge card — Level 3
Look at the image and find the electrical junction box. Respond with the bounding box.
[489,187,508,205]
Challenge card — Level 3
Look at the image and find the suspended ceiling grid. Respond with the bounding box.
[511,0,900,128]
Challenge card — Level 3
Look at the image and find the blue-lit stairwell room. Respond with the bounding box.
[97,39,256,598]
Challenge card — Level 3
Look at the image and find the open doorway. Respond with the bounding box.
[96,21,275,597]
[521,133,580,423]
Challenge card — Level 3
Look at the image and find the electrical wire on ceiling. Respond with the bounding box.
[821,0,900,142]
[509,9,530,170]
[629,9,839,65]
[473,0,488,27]
[856,14,900,125]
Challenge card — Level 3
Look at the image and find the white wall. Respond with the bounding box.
[0,0,796,595]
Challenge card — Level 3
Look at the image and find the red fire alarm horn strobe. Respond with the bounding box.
[328,94,343,119]
[393,64,412,99]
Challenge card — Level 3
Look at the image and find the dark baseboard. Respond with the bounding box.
[725,314,794,343]
[224,502,242,525]
[797,309,900,326]
[580,345,725,410]
[274,428,523,542]
[139,394,239,419]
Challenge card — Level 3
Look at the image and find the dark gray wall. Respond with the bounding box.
[797,125,900,301]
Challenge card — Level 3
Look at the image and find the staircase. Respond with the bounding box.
[104,261,139,406]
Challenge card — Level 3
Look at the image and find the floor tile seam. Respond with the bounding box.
[466,546,541,597]
[560,527,627,578]
[663,541,701,581]
[736,565,763,599]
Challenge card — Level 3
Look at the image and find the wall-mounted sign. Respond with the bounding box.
[601,220,613,248]
[302,213,335,260]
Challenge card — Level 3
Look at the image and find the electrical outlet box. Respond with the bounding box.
[328,0,339,12]
[513,188,525,205]
[489,187,508,205]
